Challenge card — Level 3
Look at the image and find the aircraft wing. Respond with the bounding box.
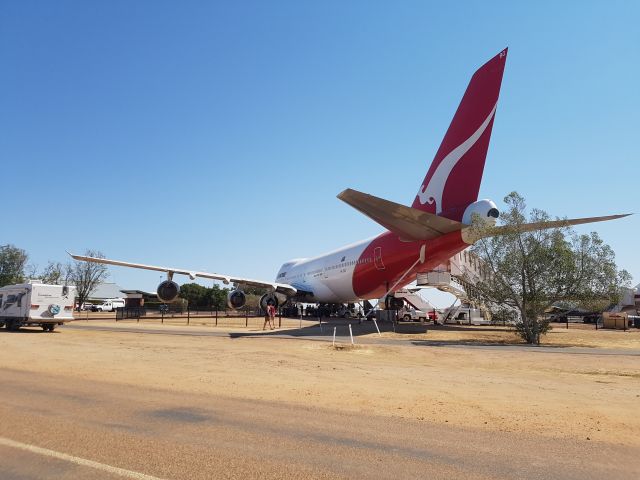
[67,253,298,296]
[337,188,464,241]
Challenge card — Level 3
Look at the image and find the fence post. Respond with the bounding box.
[187,306,190,325]
[215,309,218,326]
[161,309,164,324]
[278,308,281,328]
[245,307,248,327]
[566,316,569,329]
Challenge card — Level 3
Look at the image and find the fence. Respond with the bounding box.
[114,306,289,328]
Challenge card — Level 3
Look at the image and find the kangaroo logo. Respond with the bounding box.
[417,103,497,213]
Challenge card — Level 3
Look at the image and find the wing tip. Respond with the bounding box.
[337,188,354,200]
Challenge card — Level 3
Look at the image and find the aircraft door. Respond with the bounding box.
[374,247,385,270]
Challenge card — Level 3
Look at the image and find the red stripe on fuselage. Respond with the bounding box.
[352,231,467,299]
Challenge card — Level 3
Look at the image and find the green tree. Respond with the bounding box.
[179,283,208,307]
[179,283,229,309]
[0,244,29,287]
[466,192,630,344]
[206,284,229,310]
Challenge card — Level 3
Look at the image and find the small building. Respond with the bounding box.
[120,289,158,308]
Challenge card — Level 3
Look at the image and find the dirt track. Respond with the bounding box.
[0,321,638,479]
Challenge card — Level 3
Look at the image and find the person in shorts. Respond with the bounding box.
[263,302,275,330]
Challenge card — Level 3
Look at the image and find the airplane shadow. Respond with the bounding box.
[229,317,427,339]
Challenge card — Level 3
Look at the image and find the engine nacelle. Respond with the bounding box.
[157,281,180,303]
[227,289,246,309]
[462,199,499,226]
[259,293,280,311]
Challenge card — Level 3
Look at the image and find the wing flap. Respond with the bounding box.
[337,188,464,241]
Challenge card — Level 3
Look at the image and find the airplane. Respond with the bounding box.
[70,48,629,312]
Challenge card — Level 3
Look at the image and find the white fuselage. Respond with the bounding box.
[275,237,373,304]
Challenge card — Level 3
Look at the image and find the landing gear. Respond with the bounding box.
[42,324,55,332]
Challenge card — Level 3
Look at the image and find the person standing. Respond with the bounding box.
[263,303,274,330]
[267,303,277,330]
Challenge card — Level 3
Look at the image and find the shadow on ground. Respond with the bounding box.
[229,317,428,339]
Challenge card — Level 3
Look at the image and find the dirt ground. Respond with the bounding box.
[1,320,638,451]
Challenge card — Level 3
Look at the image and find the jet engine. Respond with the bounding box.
[157,280,180,303]
[462,199,499,226]
[227,289,247,309]
[259,292,280,311]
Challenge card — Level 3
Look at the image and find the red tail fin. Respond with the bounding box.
[412,48,507,221]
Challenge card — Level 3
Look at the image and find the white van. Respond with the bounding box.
[0,283,77,331]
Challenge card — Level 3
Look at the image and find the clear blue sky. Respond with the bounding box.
[1,1,638,303]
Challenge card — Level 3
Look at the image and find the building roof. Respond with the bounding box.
[120,289,157,297]
[89,283,126,300]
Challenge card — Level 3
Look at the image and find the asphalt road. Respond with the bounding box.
[0,368,637,480]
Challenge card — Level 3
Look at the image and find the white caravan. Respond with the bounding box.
[0,283,76,331]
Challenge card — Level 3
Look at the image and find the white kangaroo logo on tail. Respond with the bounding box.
[417,103,497,213]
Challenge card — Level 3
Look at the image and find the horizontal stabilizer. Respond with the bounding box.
[462,214,631,243]
[337,188,464,241]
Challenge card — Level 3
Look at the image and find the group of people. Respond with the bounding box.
[263,303,277,330]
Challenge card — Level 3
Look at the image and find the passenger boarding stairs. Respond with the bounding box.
[416,270,491,324]
[391,288,436,313]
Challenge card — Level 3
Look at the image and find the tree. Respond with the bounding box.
[179,283,208,307]
[39,261,66,285]
[0,244,29,287]
[465,192,630,344]
[66,249,109,309]
[206,284,229,310]
[179,283,229,310]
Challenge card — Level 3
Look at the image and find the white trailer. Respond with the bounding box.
[0,283,76,332]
